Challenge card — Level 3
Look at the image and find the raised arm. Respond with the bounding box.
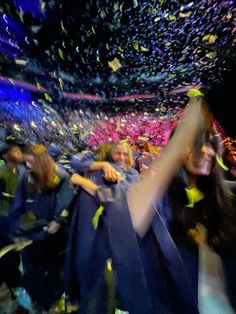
[70,173,99,196]
[127,97,206,237]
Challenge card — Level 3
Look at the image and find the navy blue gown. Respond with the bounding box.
[66,164,156,314]
[9,170,74,311]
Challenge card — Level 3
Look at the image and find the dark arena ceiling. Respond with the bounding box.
[0,0,235,145]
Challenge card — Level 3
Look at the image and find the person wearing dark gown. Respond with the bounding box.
[67,141,155,314]
[0,145,25,306]
[9,144,74,313]
[128,96,236,313]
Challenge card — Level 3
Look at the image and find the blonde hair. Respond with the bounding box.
[111,140,135,168]
[95,143,112,161]
[25,144,57,191]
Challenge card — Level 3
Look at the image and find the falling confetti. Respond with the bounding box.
[108,57,122,72]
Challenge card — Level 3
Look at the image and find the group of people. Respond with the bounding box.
[0,94,236,314]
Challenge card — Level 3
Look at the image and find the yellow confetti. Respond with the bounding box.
[54,175,61,185]
[92,206,104,229]
[108,57,122,72]
[91,25,96,34]
[179,11,192,18]
[15,59,27,65]
[185,186,205,208]
[202,34,217,44]
[59,77,64,89]
[169,14,176,20]
[58,48,64,60]
[44,93,53,102]
[133,40,139,50]
[187,89,204,98]
[107,259,112,271]
[36,82,42,89]
[40,1,46,12]
[216,154,229,171]
[140,46,149,51]
[18,8,24,22]
[206,51,217,59]
[60,209,69,218]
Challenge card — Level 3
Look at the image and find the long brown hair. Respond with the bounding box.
[169,129,236,257]
[25,144,58,192]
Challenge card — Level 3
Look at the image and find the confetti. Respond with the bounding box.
[108,57,122,72]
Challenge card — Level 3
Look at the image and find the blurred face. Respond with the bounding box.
[184,142,216,177]
[111,145,129,168]
[4,147,22,165]
[226,150,236,167]
[24,154,36,170]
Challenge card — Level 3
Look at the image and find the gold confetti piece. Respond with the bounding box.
[54,175,61,185]
[58,48,64,60]
[91,26,96,34]
[59,77,63,89]
[140,46,149,51]
[206,51,217,59]
[15,59,27,65]
[92,206,104,229]
[40,1,46,12]
[18,8,24,22]
[133,40,139,50]
[60,209,69,218]
[108,57,122,72]
[44,93,53,102]
[202,34,217,44]
[169,14,176,20]
[185,186,205,208]
[216,154,229,171]
[107,259,112,271]
[187,89,204,98]
[179,11,192,18]
[36,82,42,89]
[0,240,33,258]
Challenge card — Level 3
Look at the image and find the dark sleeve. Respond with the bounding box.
[54,177,75,225]
[8,175,28,236]
[70,157,94,175]
[9,176,27,220]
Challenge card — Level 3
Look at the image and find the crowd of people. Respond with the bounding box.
[0,92,235,314]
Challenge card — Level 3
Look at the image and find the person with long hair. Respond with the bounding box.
[9,144,74,313]
[127,95,236,313]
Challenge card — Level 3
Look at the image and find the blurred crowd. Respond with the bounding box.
[0,93,235,314]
